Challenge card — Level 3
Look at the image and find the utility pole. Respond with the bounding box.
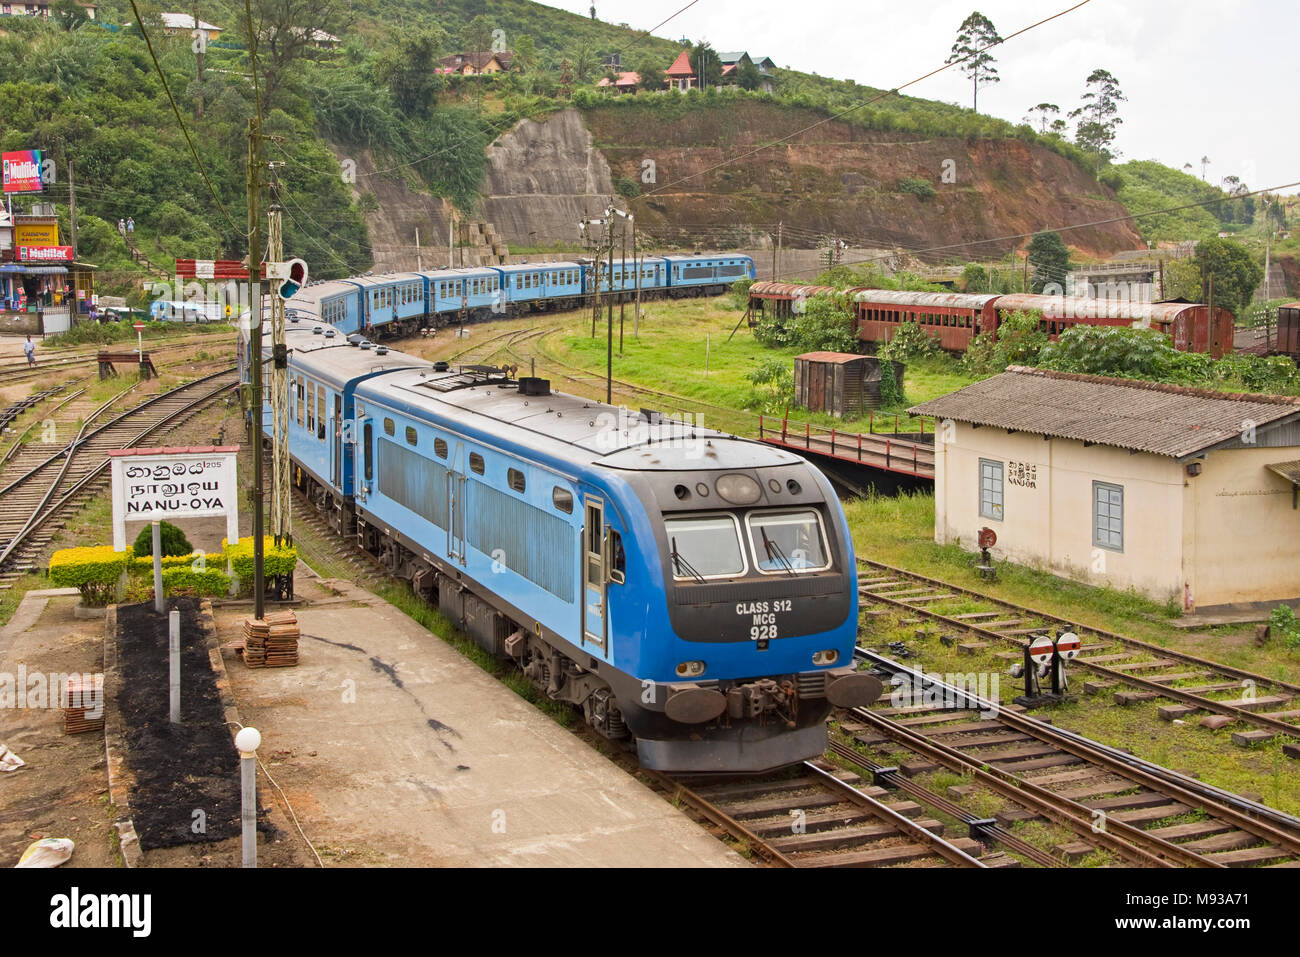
[67,156,77,257]
[606,210,614,404]
[776,221,783,280]
[619,215,627,354]
[266,195,291,547]
[415,227,422,271]
[632,214,640,339]
[247,115,266,622]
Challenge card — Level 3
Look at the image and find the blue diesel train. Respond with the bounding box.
[286,253,756,339]
[252,312,878,773]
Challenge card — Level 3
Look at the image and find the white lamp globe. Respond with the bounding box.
[235,727,262,754]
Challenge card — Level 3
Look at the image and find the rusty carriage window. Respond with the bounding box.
[507,468,526,493]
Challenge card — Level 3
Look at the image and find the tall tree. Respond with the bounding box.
[251,0,351,111]
[1025,102,1060,134]
[1027,232,1071,293]
[689,41,722,88]
[736,60,763,91]
[635,56,665,92]
[372,28,447,118]
[1198,237,1263,317]
[1200,155,1211,181]
[459,14,493,54]
[1069,68,1126,167]
[946,12,1002,112]
[512,34,537,74]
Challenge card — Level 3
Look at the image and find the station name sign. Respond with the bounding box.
[108,446,241,552]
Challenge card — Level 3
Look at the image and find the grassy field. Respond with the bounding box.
[420,296,977,439]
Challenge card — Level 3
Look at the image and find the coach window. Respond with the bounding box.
[665,514,746,580]
[306,382,316,433]
[363,423,373,481]
[316,389,326,441]
[434,438,448,459]
[552,486,573,513]
[383,417,394,437]
[979,459,1004,521]
[507,468,526,493]
[607,529,625,584]
[470,453,485,475]
[1094,482,1124,552]
[405,426,417,446]
[747,510,830,574]
[296,377,304,427]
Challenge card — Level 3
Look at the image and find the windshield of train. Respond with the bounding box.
[665,515,746,580]
[747,510,829,573]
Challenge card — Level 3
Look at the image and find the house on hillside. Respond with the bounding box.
[160,12,222,39]
[717,51,775,92]
[596,71,640,94]
[665,48,695,91]
[439,51,514,75]
[912,366,1300,610]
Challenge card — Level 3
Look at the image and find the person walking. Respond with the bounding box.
[118,218,126,237]
[127,217,134,234]
[23,334,36,367]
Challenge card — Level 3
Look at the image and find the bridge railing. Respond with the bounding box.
[758,413,934,474]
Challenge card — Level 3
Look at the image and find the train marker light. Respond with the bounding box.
[675,660,706,678]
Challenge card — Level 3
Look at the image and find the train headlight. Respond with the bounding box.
[676,660,706,678]
[812,649,839,666]
[715,473,761,505]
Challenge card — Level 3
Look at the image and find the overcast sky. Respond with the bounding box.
[542,0,1298,195]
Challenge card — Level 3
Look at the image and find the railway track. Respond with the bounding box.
[858,559,1300,746]
[0,368,238,578]
[843,651,1300,868]
[0,333,235,388]
[645,761,996,868]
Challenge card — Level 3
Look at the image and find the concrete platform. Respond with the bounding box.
[211,570,746,868]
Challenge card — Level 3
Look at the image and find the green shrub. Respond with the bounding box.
[132,521,193,558]
[48,545,130,607]
[614,176,641,198]
[879,321,942,362]
[160,566,232,597]
[897,177,936,200]
[1270,605,1300,650]
[224,536,299,594]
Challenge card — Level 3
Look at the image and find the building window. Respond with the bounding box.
[979,458,1004,521]
[1093,482,1124,552]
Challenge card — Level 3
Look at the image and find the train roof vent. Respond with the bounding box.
[324,330,336,338]
[374,345,389,356]
[348,334,363,347]
[433,361,450,373]
[312,326,323,335]
[519,377,550,397]
[360,340,373,350]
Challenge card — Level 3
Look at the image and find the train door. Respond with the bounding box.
[582,497,607,652]
[332,393,343,488]
[447,443,466,564]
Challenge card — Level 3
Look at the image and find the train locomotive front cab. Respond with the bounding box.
[599,437,881,773]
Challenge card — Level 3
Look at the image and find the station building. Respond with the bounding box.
[911,366,1300,610]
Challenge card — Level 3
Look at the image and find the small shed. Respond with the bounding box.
[794,352,903,417]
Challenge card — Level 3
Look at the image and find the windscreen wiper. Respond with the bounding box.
[761,529,797,576]
[670,536,707,584]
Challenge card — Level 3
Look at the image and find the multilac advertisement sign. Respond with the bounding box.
[2,150,42,193]
[108,446,241,552]
[17,246,74,262]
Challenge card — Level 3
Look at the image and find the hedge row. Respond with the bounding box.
[49,537,299,604]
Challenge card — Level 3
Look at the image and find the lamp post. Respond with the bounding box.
[235,726,261,868]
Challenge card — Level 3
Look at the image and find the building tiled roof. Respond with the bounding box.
[666,49,694,76]
[597,71,640,87]
[1266,460,1300,485]
[909,366,1300,458]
